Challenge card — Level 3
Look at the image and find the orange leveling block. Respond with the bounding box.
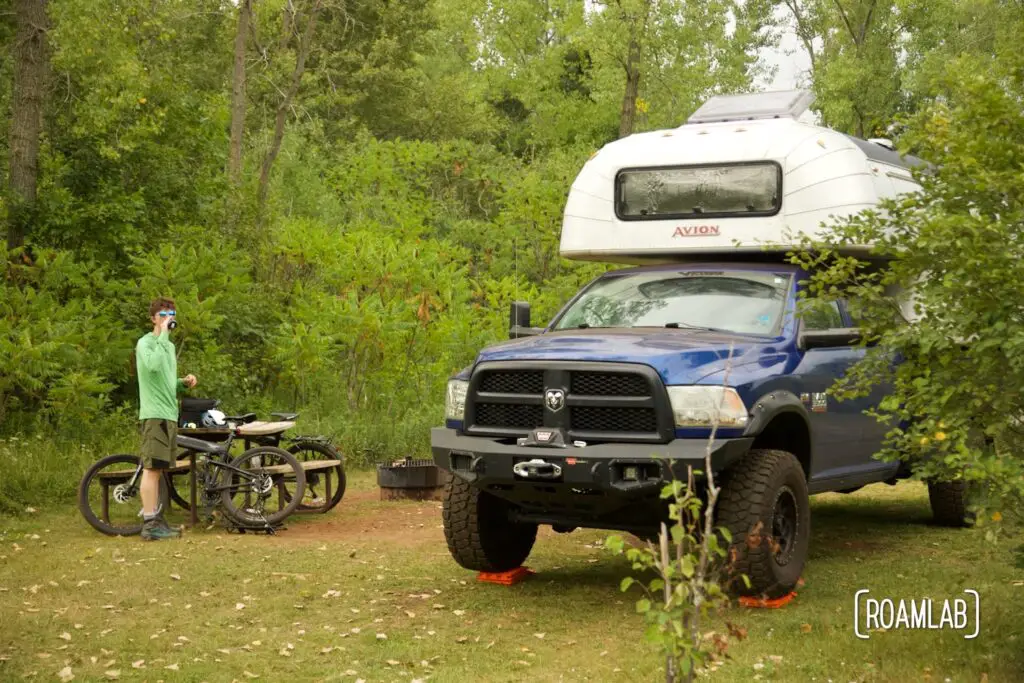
[477,566,535,585]
[738,578,803,608]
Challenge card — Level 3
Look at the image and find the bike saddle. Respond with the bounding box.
[271,411,299,421]
[176,435,229,456]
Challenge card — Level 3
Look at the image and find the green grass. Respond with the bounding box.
[0,474,1021,682]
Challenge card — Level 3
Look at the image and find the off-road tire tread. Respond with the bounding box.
[716,449,809,599]
[928,480,970,527]
[443,476,537,572]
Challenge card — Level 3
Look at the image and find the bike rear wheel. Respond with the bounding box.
[284,440,346,513]
[219,446,306,526]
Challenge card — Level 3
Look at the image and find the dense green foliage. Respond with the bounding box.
[792,1,1024,520]
[2,0,1023,516]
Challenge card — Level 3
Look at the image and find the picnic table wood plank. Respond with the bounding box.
[257,459,342,475]
[98,459,193,480]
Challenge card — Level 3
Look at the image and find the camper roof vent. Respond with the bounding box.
[868,137,895,150]
[686,90,815,125]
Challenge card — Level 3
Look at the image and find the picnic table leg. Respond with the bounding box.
[325,471,332,513]
[101,482,110,524]
[189,453,198,526]
[277,479,286,512]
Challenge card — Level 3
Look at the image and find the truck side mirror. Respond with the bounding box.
[509,301,544,339]
[797,327,864,350]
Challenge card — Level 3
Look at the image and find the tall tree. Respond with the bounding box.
[5,0,49,253]
[257,0,322,214]
[778,0,905,137]
[229,0,253,185]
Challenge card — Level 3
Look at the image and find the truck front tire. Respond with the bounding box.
[443,476,538,572]
[927,480,972,527]
[717,449,810,599]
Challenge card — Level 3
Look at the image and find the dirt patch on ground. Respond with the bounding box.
[278,488,445,547]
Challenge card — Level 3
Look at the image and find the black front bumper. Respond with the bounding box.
[431,428,753,531]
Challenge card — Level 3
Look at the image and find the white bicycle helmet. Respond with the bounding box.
[200,409,227,427]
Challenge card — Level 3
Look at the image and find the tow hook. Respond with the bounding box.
[513,458,563,480]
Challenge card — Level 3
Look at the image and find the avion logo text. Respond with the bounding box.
[672,225,720,237]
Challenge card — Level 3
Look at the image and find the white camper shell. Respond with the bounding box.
[560,90,922,264]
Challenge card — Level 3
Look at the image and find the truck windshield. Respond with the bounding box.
[554,270,791,336]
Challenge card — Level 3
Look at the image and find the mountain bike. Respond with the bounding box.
[78,428,306,536]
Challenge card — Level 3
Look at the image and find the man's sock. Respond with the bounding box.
[142,504,163,522]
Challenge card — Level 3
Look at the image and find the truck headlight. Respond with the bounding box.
[666,386,748,428]
[445,380,469,421]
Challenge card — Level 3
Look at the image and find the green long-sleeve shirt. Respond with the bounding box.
[136,331,186,421]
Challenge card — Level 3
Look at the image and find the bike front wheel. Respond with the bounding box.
[78,454,146,536]
[219,446,306,526]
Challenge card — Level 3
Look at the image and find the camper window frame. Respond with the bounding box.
[614,160,783,222]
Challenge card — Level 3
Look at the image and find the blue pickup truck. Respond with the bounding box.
[430,91,966,598]
[432,263,967,597]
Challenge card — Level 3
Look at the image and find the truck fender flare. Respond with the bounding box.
[742,390,813,440]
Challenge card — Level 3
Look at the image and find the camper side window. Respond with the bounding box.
[801,299,843,331]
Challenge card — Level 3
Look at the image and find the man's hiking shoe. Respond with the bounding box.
[141,518,181,541]
[155,512,183,533]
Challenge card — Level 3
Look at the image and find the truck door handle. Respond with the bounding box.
[513,459,562,480]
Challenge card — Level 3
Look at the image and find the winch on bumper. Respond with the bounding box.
[431,426,753,526]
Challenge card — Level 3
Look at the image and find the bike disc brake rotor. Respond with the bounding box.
[112,483,136,504]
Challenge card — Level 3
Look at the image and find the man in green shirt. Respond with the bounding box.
[136,296,197,541]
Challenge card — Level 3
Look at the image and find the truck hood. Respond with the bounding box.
[475,329,783,385]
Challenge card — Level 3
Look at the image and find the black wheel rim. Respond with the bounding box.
[771,485,799,566]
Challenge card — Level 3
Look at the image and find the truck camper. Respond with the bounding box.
[561,89,923,264]
[432,91,959,599]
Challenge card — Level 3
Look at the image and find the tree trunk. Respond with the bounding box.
[5,0,49,253]
[228,0,253,185]
[618,35,641,139]
[257,0,321,215]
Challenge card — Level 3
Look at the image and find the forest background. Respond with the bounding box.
[1,0,1020,512]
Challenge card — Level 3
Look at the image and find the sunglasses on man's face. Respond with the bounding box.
[158,310,176,317]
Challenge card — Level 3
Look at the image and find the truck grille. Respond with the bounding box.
[570,406,658,432]
[466,363,672,443]
[478,370,544,395]
[475,403,544,429]
[571,372,649,397]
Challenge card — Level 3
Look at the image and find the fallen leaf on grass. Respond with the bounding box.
[376,633,388,641]
[165,663,179,671]
[243,671,259,679]
[800,623,812,634]
[386,659,400,666]
[216,649,230,655]
[57,666,74,682]
[235,603,246,610]
[103,671,120,680]
[404,610,416,618]
[131,660,145,669]
[58,633,71,642]
[170,574,181,581]
[453,610,466,616]
[455,636,469,644]
[533,633,545,639]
